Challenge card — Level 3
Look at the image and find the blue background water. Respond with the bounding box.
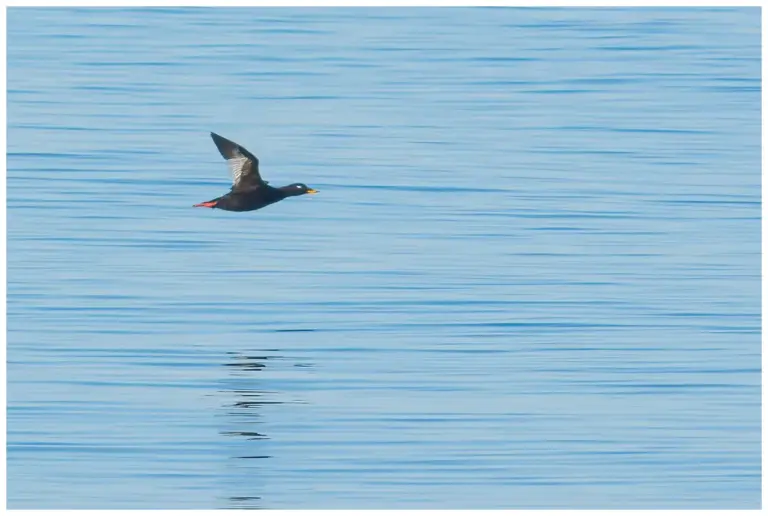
[6,7,761,509]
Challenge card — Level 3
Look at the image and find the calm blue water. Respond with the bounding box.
[7,7,761,509]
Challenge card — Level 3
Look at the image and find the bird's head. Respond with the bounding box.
[283,183,318,197]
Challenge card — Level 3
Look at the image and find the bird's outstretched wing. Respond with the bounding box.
[210,132,266,190]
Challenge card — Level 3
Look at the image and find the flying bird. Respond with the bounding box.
[194,132,318,212]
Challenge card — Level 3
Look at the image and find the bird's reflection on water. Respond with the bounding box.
[228,496,263,509]
[218,350,282,510]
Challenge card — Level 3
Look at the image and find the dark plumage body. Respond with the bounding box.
[194,132,317,212]
[206,186,290,212]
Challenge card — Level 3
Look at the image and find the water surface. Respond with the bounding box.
[7,7,761,509]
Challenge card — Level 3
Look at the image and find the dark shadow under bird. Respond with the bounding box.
[194,132,318,212]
